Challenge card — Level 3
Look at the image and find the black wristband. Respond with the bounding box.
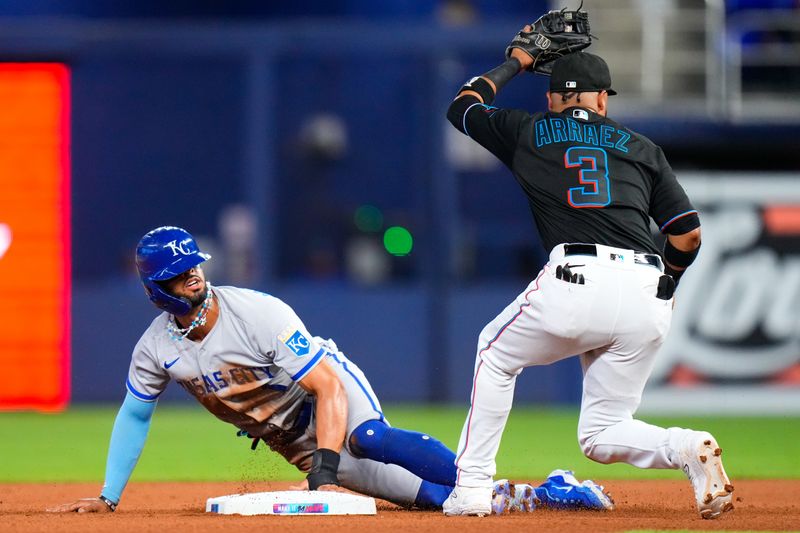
[663,239,700,269]
[483,57,522,95]
[306,448,340,490]
[459,76,495,105]
[98,494,117,512]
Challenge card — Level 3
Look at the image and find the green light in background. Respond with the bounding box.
[354,204,384,233]
[383,226,413,256]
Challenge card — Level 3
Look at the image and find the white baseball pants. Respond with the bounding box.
[454,243,695,488]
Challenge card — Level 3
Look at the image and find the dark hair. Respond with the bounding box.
[554,91,581,103]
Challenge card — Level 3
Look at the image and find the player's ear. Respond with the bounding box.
[546,91,554,111]
[597,91,609,116]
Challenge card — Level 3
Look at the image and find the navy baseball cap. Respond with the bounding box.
[549,52,617,95]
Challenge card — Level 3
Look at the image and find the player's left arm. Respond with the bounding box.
[265,297,347,490]
[446,47,531,166]
[297,359,348,490]
[450,45,532,107]
[449,14,581,110]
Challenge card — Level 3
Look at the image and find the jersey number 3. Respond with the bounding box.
[564,147,611,208]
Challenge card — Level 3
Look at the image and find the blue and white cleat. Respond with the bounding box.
[492,479,514,515]
[511,482,538,512]
[492,479,539,514]
[533,469,614,511]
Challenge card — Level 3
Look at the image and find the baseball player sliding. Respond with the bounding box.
[442,9,733,520]
[49,226,611,515]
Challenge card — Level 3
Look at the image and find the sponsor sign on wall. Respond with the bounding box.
[642,174,800,414]
[0,64,71,411]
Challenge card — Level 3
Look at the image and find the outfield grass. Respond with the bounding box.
[1,405,798,483]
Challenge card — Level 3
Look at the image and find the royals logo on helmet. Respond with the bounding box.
[164,239,193,257]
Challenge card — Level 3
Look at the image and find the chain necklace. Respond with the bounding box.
[166,284,213,341]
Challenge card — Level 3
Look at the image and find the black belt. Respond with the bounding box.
[563,243,663,270]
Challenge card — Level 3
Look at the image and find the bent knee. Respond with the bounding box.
[579,430,627,465]
[578,427,614,464]
[349,419,389,459]
[580,440,614,464]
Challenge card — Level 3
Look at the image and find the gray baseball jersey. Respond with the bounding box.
[126,286,422,506]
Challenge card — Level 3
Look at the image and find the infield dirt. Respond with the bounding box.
[3,479,798,532]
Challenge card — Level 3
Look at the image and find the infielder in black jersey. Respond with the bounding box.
[442,43,733,519]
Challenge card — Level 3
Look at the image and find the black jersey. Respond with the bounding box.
[448,98,698,254]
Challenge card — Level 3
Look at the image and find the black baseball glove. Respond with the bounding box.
[505,7,593,75]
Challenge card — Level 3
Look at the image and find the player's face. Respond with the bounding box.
[162,266,208,308]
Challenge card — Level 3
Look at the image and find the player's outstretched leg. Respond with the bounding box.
[340,456,535,512]
[349,419,457,486]
[414,480,455,509]
[532,469,614,510]
[491,473,613,515]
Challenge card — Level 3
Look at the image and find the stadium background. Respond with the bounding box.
[1,0,799,498]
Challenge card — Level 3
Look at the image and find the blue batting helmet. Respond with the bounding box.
[135,226,211,315]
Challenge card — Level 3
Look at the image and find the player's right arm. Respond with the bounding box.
[664,227,701,283]
[48,333,168,513]
[649,147,702,284]
[46,392,157,513]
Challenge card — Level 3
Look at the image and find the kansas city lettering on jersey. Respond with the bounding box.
[177,365,285,397]
[534,117,630,153]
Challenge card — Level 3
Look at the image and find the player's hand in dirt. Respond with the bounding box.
[46,497,114,513]
[289,480,347,492]
[316,484,347,492]
[288,479,310,490]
